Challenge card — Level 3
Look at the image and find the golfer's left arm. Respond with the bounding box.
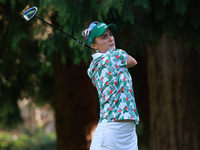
[127,55,137,68]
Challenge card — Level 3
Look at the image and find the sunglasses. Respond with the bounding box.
[83,21,98,41]
[85,21,98,45]
[88,22,98,33]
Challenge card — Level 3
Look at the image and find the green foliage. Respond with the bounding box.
[0,0,54,128]
[134,0,151,12]
[0,128,57,150]
[174,0,188,15]
[34,0,200,63]
[1,0,200,129]
[0,0,6,4]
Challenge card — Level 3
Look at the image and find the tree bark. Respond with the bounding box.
[147,33,200,150]
[134,49,150,148]
[53,50,98,150]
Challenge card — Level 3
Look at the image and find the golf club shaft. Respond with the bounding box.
[34,16,91,50]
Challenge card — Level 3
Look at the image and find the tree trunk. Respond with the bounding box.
[147,33,200,150]
[53,50,98,150]
[134,49,150,148]
[129,48,150,148]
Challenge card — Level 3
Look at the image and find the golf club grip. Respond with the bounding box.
[34,16,91,50]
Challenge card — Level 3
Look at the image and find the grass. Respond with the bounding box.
[0,127,57,150]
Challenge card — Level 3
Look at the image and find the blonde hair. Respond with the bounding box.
[82,21,100,53]
[81,28,90,40]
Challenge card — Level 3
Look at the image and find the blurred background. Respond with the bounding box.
[0,0,200,150]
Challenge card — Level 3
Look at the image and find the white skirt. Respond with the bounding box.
[90,121,138,150]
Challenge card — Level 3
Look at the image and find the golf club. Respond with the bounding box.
[23,6,91,50]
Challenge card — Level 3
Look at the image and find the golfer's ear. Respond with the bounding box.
[91,43,96,50]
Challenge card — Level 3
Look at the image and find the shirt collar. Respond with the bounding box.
[92,52,103,60]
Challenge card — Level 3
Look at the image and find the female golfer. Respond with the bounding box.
[82,21,140,150]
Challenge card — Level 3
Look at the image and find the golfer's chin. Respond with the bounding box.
[101,45,116,53]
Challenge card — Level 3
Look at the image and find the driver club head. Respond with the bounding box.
[23,6,38,21]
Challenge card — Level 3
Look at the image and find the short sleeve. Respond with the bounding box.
[110,49,128,67]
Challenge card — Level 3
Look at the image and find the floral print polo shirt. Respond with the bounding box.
[87,48,139,124]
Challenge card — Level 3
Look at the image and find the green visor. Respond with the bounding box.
[88,23,117,46]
